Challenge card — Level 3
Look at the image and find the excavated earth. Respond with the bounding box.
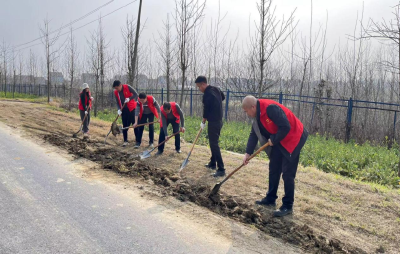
[42,133,366,254]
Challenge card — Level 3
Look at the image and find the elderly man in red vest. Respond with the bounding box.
[156,102,185,155]
[113,80,139,147]
[133,93,161,149]
[242,95,308,217]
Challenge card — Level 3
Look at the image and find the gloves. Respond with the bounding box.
[200,122,206,129]
[85,111,88,115]
[125,98,130,103]
[90,96,94,100]
[118,109,122,116]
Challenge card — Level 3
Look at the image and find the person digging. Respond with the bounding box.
[113,80,139,147]
[156,102,185,155]
[242,95,308,217]
[195,76,226,177]
[133,93,161,149]
[78,83,94,138]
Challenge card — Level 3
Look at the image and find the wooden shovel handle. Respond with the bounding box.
[221,142,270,184]
[122,121,159,130]
[153,131,181,149]
[189,127,203,154]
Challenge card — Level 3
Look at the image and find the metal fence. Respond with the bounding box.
[3,83,400,145]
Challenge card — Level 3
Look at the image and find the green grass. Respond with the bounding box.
[0,91,39,100]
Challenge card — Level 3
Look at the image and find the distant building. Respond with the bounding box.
[49,72,64,84]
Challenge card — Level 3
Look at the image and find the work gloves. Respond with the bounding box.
[125,98,130,103]
[90,96,94,101]
[200,122,206,129]
[85,111,88,115]
[118,109,122,116]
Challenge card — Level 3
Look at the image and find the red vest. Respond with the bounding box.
[160,102,180,128]
[139,96,159,119]
[259,99,303,154]
[114,84,137,111]
[78,91,92,110]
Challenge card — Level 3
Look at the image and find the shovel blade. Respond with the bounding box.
[208,182,222,200]
[179,152,191,171]
[139,150,152,160]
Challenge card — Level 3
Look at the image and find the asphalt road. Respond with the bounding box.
[0,126,230,254]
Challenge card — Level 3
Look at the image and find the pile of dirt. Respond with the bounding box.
[43,133,366,253]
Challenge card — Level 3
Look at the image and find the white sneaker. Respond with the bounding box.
[122,142,129,147]
[148,143,154,148]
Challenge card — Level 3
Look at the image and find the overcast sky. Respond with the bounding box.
[0,0,397,70]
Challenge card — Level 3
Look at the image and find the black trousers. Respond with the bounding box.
[137,113,155,144]
[266,146,300,209]
[158,119,180,152]
[79,110,90,133]
[208,120,224,169]
[121,107,138,142]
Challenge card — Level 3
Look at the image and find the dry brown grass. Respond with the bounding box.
[1,100,399,253]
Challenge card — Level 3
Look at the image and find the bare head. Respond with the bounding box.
[242,96,258,118]
[139,93,147,104]
[113,80,123,92]
[195,76,208,93]
[163,102,172,114]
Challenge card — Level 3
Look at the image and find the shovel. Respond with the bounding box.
[139,131,181,159]
[208,142,271,200]
[104,103,126,144]
[119,121,158,131]
[72,108,90,138]
[179,126,203,171]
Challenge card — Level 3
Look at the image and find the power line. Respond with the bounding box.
[15,0,137,53]
[14,0,115,49]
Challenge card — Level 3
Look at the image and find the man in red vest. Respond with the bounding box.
[133,93,161,149]
[242,95,308,217]
[156,102,185,155]
[113,80,139,147]
[78,83,94,137]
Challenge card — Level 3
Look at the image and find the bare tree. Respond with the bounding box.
[360,3,400,176]
[40,18,62,103]
[174,0,206,105]
[67,27,79,110]
[1,41,10,96]
[252,0,297,97]
[155,14,176,101]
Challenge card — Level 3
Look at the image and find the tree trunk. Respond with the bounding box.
[132,0,143,85]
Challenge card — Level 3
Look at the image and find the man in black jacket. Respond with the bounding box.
[242,95,308,217]
[195,76,226,177]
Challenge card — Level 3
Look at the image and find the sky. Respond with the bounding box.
[0,0,397,72]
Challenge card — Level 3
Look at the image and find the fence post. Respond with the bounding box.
[394,111,397,141]
[225,89,230,121]
[190,88,193,116]
[345,97,353,143]
[279,91,283,104]
[161,88,164,104]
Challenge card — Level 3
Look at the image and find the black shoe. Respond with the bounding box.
[273,207,293,217]
[255,198,276,208]
[176,149,181,153]
[156,150,163,156]
[205,163,216,170]
[213,169,226,178]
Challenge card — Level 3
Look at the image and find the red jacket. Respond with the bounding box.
[114,84,137,111]
[78,91,92,110]
[160,102,180,128]
[138,95,159,119]
[259,99,303,154]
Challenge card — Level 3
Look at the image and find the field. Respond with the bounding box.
[1,99,400,253]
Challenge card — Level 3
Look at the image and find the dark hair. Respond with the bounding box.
[163,102,171,110]
[195,75,207,84]
[139,92,147,99]
[113,80,121,87]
